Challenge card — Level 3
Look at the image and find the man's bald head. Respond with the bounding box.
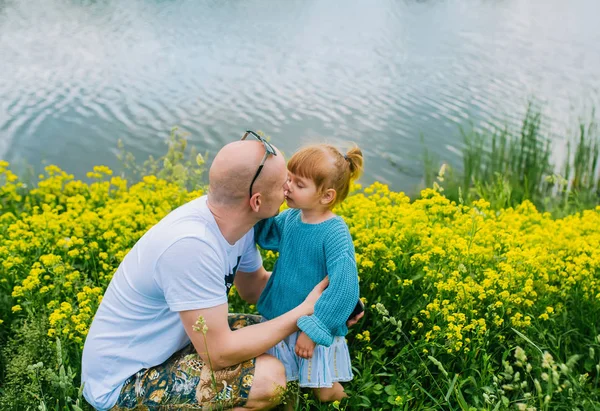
[208,140,286,206]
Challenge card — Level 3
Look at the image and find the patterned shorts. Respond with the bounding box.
[112,314,262,410]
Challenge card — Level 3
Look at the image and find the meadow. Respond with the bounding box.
[1,114,599,410]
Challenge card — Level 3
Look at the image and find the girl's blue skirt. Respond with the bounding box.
[265,329,354,388]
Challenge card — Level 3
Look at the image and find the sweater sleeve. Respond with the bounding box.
[254,209,289,252]
[297,221,359,347]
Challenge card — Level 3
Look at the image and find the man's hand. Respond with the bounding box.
[347,310,365,327]
[300,277,329,316]
[295,332,316,359]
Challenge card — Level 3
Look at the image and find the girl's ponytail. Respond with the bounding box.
[345,145,364,182]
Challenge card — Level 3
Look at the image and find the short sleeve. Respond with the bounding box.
[237,230,263,273]
[155,237,227,312]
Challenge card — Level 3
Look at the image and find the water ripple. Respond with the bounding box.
[1,0,599,189]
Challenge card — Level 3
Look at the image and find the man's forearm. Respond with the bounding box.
[191,277,328,370]
[212,305,307,369]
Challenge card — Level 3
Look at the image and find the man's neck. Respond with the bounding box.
[206,199,256,245]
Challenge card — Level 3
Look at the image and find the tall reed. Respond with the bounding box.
[424,105,600,215]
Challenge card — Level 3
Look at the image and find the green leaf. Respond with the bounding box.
[357,395,372,407]
[444,374,458,402]
[387,395,399,405]
[384,385,397,396]
[511,328,543,355]
[455,382,470,409]
[584,358,595,372]
[428,355,449,378]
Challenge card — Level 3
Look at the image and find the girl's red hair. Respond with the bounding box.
[287,144,363,208]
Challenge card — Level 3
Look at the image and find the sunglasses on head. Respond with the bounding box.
[240,130,277,198]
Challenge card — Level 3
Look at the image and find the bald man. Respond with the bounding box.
[81,135,327,410]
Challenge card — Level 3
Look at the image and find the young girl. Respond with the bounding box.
[254,143,363,402]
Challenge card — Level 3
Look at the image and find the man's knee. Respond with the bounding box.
[254,354,287,400]
[244,354,286,410]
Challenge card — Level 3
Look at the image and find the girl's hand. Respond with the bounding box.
[347,310,365,327]
[295,332,316,359]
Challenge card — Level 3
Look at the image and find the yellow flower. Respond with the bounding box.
[2,159,600,382]
[67,249,80,258]
[11,305,22,313]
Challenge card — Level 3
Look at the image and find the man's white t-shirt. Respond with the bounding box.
[81,196,262,410]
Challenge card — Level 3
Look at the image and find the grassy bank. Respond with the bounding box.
[423,105,600,217]
[1,127,600,410]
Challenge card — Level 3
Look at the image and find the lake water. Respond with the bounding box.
[1,0,599,192]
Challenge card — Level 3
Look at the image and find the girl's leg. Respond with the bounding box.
[313,382,347,403]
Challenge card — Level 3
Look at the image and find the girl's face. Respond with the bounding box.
[284,172,321,210]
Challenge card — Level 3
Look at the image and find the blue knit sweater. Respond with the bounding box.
[255,208,360,347]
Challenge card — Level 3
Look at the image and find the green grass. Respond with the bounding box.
[423,104,600,216]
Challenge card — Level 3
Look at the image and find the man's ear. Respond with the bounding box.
[249,193,262,212]
[320,188,336,207]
